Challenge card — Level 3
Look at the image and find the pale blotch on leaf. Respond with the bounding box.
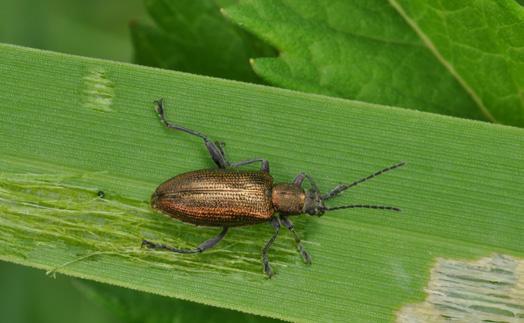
[82,67,115,112]
[397,254,524,322]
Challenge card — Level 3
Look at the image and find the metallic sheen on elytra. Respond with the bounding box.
[152,169,275,226]
[142,98,405,278]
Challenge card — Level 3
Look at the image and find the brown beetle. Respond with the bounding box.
[142,99,405,277]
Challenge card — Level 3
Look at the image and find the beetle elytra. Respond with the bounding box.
[142,99,405,277]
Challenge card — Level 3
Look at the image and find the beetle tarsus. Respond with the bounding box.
[141,239,198,254]
[141,227,228,255]
[262,217,280,277]
[141,239,154,249]
[300,248,312,265]
[280,216,312,265]
[153,98,164,115]
[263,259,274,278]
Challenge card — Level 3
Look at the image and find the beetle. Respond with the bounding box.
[142,98,405,277]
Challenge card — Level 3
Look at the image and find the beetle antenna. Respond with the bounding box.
[325,205,401,212]
[321,161,405,200]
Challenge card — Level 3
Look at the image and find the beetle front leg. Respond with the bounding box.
[280,216,311,264]
[293,172,319,193]
[262,217,280,278]
[142,227,228,254]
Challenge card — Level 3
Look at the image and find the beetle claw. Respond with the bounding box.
[153,98,165,116]
[141,239,155,249]
[264,262,274,278]
[301,249,312,265]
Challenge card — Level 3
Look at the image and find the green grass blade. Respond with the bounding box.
[0,43,523,322]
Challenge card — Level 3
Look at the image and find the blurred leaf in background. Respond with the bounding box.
[0,262,118,323]
[0,262,279,323]
[0,0,149,62]
[74,280,280,323]
[130,0,276,82]
[223,0,524,126]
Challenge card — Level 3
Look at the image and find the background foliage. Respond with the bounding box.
[130,0,275,82]
[224,0,524,125]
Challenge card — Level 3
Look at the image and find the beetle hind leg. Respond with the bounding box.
[154,99,272,171]
[154,99,229,168]
[262,217,281,278]
[142,227,228,254]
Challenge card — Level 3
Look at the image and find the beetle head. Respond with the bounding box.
[303,188,326,216]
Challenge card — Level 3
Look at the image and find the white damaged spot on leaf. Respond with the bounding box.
[397,254,524,322]
[82,67,114,112]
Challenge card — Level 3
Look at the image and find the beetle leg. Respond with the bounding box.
[262,217,280,278]
[154,99,229,168]
[215,141,226,158]
[293,172,320,193]
[293,173,306,186]
[142,227,228,254]
[280,216,312,264]
[205,140,229,168]
[230,159,270,172]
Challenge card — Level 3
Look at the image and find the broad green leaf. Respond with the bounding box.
[0,44,523,322]
[224,0,521,124]
[131,0,275,82]
[388,0,524,126]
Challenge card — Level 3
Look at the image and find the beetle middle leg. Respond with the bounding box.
[142,227,228,254]
[231,159,270,172]
[211,142,270,172]
[280,216,311,264]
[262,217,280,278]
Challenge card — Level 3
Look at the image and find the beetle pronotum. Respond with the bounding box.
[142,99,405,277]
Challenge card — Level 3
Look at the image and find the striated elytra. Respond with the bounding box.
[143,99,405,278]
